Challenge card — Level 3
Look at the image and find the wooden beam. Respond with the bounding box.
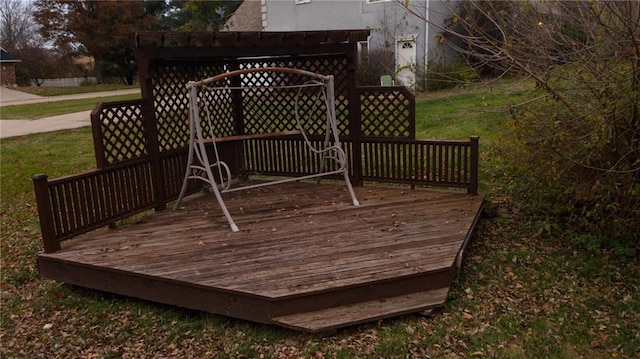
[135,30,372,48]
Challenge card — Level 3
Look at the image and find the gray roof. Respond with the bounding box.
[224,0,262,32]
[0,47,21,63]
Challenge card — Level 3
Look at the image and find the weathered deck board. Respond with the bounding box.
[272,287,450,333]
[38,182,484,331]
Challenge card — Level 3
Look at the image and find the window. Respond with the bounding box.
[366,0,391,4]
[402,42,414,49]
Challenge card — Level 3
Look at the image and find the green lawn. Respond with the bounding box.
[0,94,141,120]
[1,80,638,358]
[15,84,138,96]
[415,78,532,142]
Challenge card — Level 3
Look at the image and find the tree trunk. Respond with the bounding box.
[94,59,104,84]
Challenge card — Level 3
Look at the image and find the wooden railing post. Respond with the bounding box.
[90,103,108,168]
[141,98,166,211]
[401,87,416,140]
[137,50,167,211]
[469,136,479,195]
[32,174,60,253]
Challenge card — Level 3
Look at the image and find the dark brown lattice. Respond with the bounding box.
[239,74,328,135]
[199,86,235,138]
[360,89,412,138]
[291,57,350,134]
[98,103,148,164]
[152,63,228,151]
[152,64,190,151]
[150,56,352,152]
[237,57,350,136]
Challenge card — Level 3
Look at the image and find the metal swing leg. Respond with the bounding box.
[173,99,198,210]
[325,76,360,207]
[203,166,239,232]
[174,84,239,232]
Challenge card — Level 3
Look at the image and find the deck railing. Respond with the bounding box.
[243,137,478,193]
[32,160,157,252]
[360,138,479,192]
[33,94,479,253]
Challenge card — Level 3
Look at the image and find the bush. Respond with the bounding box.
[419,58,476,92]
[357,48,394,86]
[571,232,637,258]
[496,65,640,254]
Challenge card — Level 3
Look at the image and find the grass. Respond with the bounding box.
[414,78,533,142]
[14,84,137,97]
[1,80,638,358]
[0,94,141,120]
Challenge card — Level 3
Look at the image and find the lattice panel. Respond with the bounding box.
[296,57,350,135]
[241,76,327,135]
[150,58,351,151]
[199,86,235,138]
[152,63,227,151]
[97,103,148,164]
[360,89,412,138]
[238,57,350,136]
[293,85,332,135]
[242,87,299,134]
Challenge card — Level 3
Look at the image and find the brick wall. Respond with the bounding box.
[1,64,17,86]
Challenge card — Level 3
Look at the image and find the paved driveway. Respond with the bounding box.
[0,86,43,103]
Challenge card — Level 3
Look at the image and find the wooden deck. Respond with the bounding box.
[37,181,484,333]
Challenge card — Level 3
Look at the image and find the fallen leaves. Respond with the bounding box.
[2,200,640,358]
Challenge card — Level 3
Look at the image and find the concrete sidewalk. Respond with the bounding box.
[0,86,43,103]
[0,86,140,105]
[0,111,94,138]
[0,86,141,139]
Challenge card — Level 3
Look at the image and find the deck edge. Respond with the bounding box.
[36,255,274,324]
[455,196,485,270]
[271,287,450,333]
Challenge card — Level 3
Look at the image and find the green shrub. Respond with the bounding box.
[571,232,637,259]
[496,65,640,254]
[420,58,477,92]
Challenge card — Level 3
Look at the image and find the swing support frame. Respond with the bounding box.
[173,67,360,232]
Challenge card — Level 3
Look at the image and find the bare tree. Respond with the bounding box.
[0,0,60,85]
[399,1,640,246]
[0,0,39,51]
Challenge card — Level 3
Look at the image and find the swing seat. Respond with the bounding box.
[203,130,302,144]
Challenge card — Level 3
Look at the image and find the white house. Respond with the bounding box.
[226,0,459,89]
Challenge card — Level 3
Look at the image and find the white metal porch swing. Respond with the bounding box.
[173,67,360,232]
